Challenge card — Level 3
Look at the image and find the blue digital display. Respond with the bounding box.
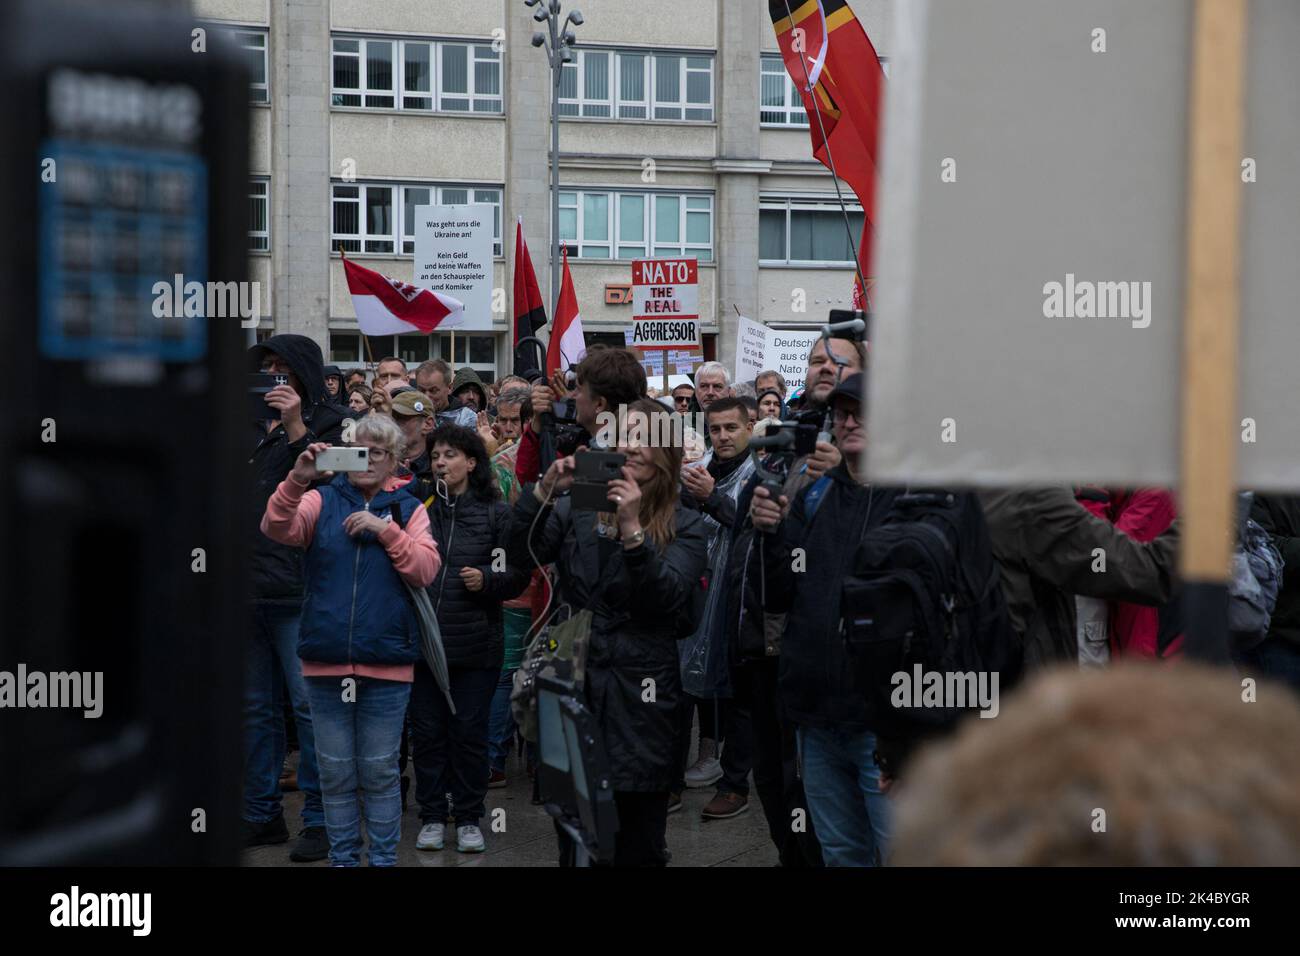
[38,138,208,362]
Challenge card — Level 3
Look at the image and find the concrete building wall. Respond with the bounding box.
[331,114,506,183]
[192,0,267,24]
[331,0,504,37]
[577,0,717,49]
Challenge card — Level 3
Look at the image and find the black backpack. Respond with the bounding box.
[839,489,1016,737]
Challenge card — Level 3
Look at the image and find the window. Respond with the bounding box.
[235,30,269,104]
[334,182,503,256]
[440,333,497,376]
[249,180,269,252]
[759,198,865,265]
[330,333,360,363]
[558,48,712,122]
[760,55,809,127]
[559,190,712,261]
[400,185,502,256]
[332,35,502,113]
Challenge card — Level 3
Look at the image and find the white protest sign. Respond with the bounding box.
[764,329,821,386]
[735,316,768,385]
[868,0,1300,490]
[414,205,493,331]
[630,258,700,349]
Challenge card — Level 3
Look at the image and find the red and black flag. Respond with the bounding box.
[511,217,548,375]
[770,0,886,284]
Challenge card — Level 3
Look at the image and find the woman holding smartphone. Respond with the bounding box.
[261,414,439,866]
[509,398,709,866]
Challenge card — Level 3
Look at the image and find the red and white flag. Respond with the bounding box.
[342,251,464,335]
[546,247,586,378]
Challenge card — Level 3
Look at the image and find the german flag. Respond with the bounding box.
[770,0,885,283]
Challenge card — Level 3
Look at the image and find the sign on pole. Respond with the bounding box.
[413,204,493,331]
[735,316,768,385]
[630,258,701,350]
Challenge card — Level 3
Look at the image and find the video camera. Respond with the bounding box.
[535,673,619,866]
[747,310,869,504]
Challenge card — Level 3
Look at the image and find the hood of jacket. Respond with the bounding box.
[249,334,329,406]
[451,367,488,411]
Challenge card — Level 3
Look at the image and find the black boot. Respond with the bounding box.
[241,813,289,848]
[289,826,330,863]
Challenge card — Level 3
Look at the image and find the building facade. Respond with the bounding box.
[193,0,892,382]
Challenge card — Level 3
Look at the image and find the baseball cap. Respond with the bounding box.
[391,390,433,418]
[826,372,866,409]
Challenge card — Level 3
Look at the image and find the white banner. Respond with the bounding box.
[413,204,493,331]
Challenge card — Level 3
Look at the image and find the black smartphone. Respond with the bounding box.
[571,450,628,512]
[250,372,289,420]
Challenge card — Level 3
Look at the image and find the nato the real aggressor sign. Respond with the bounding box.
[631,258,700,350]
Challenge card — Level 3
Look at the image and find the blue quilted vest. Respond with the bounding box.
[298,475,423,666]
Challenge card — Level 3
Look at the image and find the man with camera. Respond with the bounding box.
[748,371,904,866]
[246,334,352,863]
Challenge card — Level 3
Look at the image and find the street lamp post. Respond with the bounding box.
[527,0,583,315]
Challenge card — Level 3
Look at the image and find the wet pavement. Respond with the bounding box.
[242,750,779,867]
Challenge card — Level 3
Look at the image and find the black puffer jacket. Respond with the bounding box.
[759,465,906,731]
[509,488,709,792]
[427,489,530,669]
[248,334,353,602]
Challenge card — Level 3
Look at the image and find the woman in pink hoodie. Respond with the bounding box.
[261,414,439,866]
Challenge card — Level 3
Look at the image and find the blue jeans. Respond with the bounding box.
[306,676,412,867]
[243,603,323,828]
[488,672,516,773]
[1235,639,1300,695]
[796,725,890,867]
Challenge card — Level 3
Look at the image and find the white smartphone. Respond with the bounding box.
[314,446,369,472]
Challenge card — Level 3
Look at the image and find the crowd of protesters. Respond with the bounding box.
[246,333,1300,868]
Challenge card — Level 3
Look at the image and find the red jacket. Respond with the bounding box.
[1109,489,1182,658]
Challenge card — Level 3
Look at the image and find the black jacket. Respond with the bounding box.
[248,334,352,603]
[758,464,906,731]
[978,487,1178,667]
[1250,493,1300,649]
[427,489,530,669]
[509,488,709,792]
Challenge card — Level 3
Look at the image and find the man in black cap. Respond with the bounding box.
[749,372,904,867]
[246,334,352,862]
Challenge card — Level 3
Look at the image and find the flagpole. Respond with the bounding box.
[781,0,871,310]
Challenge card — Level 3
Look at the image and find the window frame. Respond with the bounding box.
[333,181,504,258]
[249,179,269,252]
[559,189,713,262]
[233,29,270,105]
[556,47,714,123]
[758,196,866,267]
[331,33,502,115]
[760,54,810,128]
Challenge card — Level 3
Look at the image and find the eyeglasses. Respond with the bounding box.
[832,407,863,426]
[364,447,391,462]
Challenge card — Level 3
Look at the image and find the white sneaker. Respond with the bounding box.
[456,824,486,853]
[416,822,445,851]
[685,756,723,788]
